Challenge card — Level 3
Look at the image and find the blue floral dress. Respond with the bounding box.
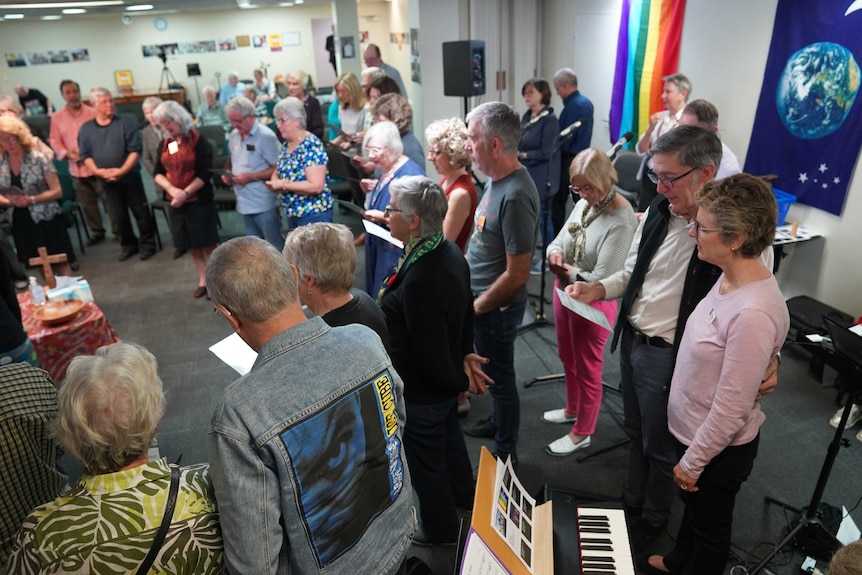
[275,133,333,223]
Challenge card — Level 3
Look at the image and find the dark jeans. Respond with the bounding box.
[664,435,759,575]
[473,303,525,459]
[404,398,475,541]
[73,175,112,237]
[102,175,156,254]
[620,327,679,526]
[551,153,575,235]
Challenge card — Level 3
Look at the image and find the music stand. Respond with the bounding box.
[751,317,862,573]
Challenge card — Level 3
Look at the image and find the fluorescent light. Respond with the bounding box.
[62,7,86,13]
[4,13,24,18]
[0,1,121,7]
[295,0,303,3]
[279,1,295,5]
[126,4,153,10]
[41,14,62,19]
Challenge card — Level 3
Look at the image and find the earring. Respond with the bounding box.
[307,289,312,295]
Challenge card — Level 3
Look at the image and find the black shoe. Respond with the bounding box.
[87,234,105,247]
[411,531,457,547]
[139,251,156,261]
[70,261,80,272]
[464,417,496,438]
[119,248,139,261]
[172,248,187,259]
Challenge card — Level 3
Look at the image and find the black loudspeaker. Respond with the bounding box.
[442,40,486,97]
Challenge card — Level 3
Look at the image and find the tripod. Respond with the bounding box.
[159,62,177,95]
[750,387,860,573]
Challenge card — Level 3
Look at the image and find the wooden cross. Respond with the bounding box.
[28,247,68,289]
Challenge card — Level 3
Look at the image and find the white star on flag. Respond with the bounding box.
[834,177,841,184]
[819,163,828,173]
[822,183,828,189]
[799,173,808,183]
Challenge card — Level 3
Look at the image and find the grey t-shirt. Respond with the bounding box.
[466,166,539,305]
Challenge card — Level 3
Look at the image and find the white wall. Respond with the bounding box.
[0,5,335,111]
[541,0,862,317]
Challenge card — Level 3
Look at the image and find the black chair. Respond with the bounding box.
[54,160,90,254]
[612,151,643,207]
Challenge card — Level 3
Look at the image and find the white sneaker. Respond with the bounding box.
[829,404,862,429]
[546,434,591,456]
[541,408,577,424]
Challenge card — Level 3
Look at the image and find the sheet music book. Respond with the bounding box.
[554,288,612,331]
[0,186,26,196]
[336,199,364,215]
[362,219,403,249]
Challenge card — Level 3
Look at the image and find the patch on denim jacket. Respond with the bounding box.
[280,369,405,567]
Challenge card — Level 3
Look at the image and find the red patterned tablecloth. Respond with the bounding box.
[17,292,120,382]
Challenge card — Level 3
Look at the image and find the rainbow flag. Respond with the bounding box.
[609,0,686,144]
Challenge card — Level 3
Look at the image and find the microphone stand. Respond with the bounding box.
[522,130,575,387]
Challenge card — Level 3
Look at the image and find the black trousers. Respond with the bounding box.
[102,174,156,254]
[663,434,760,575]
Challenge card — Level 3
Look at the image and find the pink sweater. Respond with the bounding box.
[668,275,789,479]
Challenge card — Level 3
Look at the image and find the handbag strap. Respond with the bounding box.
[136,466,180,575]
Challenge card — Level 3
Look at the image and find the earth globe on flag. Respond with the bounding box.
[776,41,860,139]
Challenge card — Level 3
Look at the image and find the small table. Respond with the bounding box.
[17,293,120,382]
[773,223,822,272]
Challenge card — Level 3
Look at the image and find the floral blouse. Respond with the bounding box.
[0,150,61,224]
[275,133,333,218]
[6,459,224,574]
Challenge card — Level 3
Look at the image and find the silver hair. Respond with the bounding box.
[224,96,256,118]
[55,342,165,475]
[152,100,194,135]
[663,73,692,98]
[206,236,299,323]
[273,96,307,130]
[650,125,722,170]
[465,101,521,154]
[283,223,356,293]
[363,120,403,162]
[141,96,163,113]
[389,176,448,239]
[227,71,239,81]
[89,86,112,102]
[201,85,217,98]
[552,68,578,87]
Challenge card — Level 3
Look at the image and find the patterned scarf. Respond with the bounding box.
[565,189,617,265]
[378,231,444,304]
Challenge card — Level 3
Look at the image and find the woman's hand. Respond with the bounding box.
[463,353,494,394]
[10,195,30,208]
[673,463,699,493]
[169,186,186,208]
[755,355,780,405]
[565,281,605,304]
[360,178,378,193]
[363,209,386,224]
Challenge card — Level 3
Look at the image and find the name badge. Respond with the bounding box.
[167,141,179,155]
[246,144,256,151]
[477,214,486,232]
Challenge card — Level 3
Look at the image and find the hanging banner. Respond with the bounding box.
[744,1,862,216]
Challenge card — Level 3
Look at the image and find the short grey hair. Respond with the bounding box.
[206,236,299,323]
[273,96,307,129]
[389,176,448,239]
[363,120,403,162]
[663,73,692,98]
[141,96,162,113]
[286,69,313,94]
[361,67,384,83]
[89,86,112,102]
[682,99,719,129]
[56,342,165,475]
[153,100,194,136]
[466,101,520,154]
[283,223,355,293]
[201,85,217,98]
[651,125,722,171]
[224,96,255,118]
[227,71,239,81]
[552,68,578,88]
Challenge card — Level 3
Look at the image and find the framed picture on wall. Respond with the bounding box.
[341,36,355,59]
[114,70,134,88]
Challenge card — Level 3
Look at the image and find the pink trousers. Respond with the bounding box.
[553,280,617,436]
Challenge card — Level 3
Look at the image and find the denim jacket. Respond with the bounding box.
[208,317,414,575]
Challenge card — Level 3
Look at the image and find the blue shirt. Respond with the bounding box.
[559,90,594,157]
[228,122,280,215]
[219,81,246,106]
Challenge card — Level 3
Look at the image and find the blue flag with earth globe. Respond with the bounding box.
[745,0,862,216]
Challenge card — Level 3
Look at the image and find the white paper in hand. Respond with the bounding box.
[362,220,404,249]
[555,287,612,331]
[209,332,258,375]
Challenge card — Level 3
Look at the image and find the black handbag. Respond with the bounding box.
[135,466,180,575]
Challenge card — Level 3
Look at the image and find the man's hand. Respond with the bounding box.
[67,150,80,162]
[755,355,780,405]
[463,353,493,394]
[565,281,605,304]
[221,173,235,186]
[231,172,253,185]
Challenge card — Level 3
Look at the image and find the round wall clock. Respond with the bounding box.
[154,17,168,31]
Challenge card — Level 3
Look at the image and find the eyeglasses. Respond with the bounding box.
[0,135,18,144]
[275,116,294,125]
[686,219,723,234]
[365,145,385,156]
[568,184,597,194]
[646,167,696,189]
[384,206,402,216]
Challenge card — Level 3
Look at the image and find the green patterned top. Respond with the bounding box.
[5,459,224,574]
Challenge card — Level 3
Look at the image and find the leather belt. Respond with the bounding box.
[627,323,672,349]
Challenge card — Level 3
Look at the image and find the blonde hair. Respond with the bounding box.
[0,116,36,153]
[425,117,471,169]
[569,147,618,195]
[335,72,365,111]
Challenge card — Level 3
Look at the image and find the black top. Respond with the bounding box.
[322,288,390,352]
[153,131,214,203]
[305,96,325,141]
[380,239,473,404]
[0,248,26,352]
